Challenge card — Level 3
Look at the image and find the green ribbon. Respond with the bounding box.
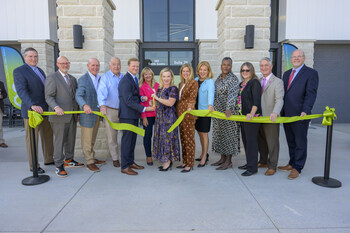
[168,106,337,133]
[28,111,145,136]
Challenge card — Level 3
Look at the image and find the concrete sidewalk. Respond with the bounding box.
[0,124,349,233]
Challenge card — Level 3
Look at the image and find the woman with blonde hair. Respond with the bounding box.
[176,64,198,173]
[194,61,215,167]
[139,67,159,166]
[152,67,180,171]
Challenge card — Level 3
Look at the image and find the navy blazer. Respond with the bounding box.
[118,72,144,119]
[281,65,319,117]
[13,63,48,119]
[75,72,100,128]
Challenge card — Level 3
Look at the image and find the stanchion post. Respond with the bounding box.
[21,125,50,186]
[312,119,341,188]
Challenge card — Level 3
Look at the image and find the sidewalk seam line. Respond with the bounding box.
[233,168,281,233]
[40,172,95,233]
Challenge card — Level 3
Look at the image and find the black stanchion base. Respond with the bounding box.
[22,175,50,186]
[312,176,342,188]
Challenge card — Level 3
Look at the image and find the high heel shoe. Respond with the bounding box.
[198,154,209,168]
[195,153,209,162]
[159,161,172,171]
[181,167,193,173]
[176,164,186,169]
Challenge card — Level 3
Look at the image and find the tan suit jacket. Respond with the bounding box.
[45,71,79,123]
[176,80,198,121]
[260,74,284,116]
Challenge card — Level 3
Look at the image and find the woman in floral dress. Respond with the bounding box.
[152,67,180,171]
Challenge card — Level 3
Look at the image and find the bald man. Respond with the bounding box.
[45,56,83,178]
[76,58,105,173]
[97,57,124,168]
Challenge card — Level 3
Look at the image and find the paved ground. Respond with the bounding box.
[0,123,349,233]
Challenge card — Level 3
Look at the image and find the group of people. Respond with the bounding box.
[11,47,318,180]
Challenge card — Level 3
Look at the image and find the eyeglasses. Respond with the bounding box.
[241,69,250,73]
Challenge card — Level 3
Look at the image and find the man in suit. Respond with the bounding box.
[278,49,319,179]
[118,58,154,175]
[76,58,105,173]
[13,47,54,173]
[45,56,84,178]
[97,57,124,168]
[0,81,8,148]
[257,57,284,176]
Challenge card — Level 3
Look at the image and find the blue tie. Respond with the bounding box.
[34,67,45,84]
[134,76,138,86]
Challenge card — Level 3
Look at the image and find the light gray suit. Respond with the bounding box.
[258,74,284,170]
[45,71,79,167]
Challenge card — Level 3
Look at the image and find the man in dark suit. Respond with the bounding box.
[45,56,84,178]
[76,58,105,173]
[118,58,154,175]
[0,81,8,148]
[278,49,319,179]
[13,47,54,173]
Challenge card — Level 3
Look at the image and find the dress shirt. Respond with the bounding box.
[58,70,69,84]
[289,64,304,85]
[88,71,100,92]
[97,70,124,109]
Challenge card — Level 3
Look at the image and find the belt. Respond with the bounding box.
[106,106,119,111]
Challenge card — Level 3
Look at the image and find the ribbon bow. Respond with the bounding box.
[322,106,337,126]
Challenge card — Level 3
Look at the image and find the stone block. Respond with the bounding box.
[80,17,104,28]
[58,17,80,28]
[223,18,247,28]
[231,6,265,17]
[56,0,79,5]
[224,39,245,50]
[247,0,270,5]
[252,39,270,50]
[57,6,63,16]
[264,6,271,17]
[230,28,245,39]
[79,0,103,5]
[224,0,247,5]
[82,28,104,40]
[247,17,270,28]
[64,6,96,16]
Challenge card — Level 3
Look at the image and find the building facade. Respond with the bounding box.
[0,0,349,156]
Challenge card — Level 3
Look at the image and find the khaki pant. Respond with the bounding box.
[105,108,120,161]
[81,117,100,165]
[24,118,54,169]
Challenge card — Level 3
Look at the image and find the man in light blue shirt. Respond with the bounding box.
[97,57,124,168]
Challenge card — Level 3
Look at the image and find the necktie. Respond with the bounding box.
[134,76,138,86]
[261,77,267,93]
[34,67,45,84]
[64,74,75,97]
[287,70,296,90]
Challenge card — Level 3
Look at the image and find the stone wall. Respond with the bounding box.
[56,0,116,77]
[56,0,116,158]
[19,40,55,75]
[114,40,139,74]
[216,0,271,77]
[198,40,220,78]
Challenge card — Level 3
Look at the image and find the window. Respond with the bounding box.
[141,0,197,75]
[143,0,194,42]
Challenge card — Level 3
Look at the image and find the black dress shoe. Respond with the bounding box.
[147,162,153,166]
[176,165,186,169]
[241,170,257,176]
[30,167,45,174]
[181,167,193,173]
[238,164,247,170]
[44,162,55,166]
